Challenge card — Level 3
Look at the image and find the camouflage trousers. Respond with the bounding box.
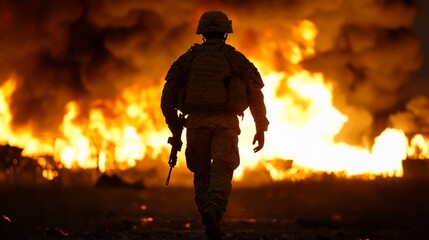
[185,128,240,218]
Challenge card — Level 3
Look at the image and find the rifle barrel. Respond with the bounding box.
[165,166,173,186]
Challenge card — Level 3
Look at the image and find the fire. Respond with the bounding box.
[0,77,14,142]
[1,77,169,180]
[0,77,54,155]
[0,17,424,184]
[408,134,429,159]
[232,20,410,181]
[56,101,97,169]
[54,86,168,173]
[235,66,409,180]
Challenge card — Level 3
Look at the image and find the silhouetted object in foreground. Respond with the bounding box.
[165,113,186,185]
[0,144,23,171]
[95,173,145,190]
[161,10,269,240]
[402,158,429,179]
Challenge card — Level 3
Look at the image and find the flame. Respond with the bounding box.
[234,66,409,180]
[54,86,168,173]
[0,77,15,143]
[233,20,410,181]
[1,77,55,153]
[408,134,429,159]
[0,19,425,183]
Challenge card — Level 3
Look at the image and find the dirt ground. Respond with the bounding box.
[1,178,429,240]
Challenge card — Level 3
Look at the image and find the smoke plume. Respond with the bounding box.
[0,0,423,146]
[0,0,196,134]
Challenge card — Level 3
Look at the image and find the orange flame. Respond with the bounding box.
[54,85,169,173]
[233,20,409,181]
[408,134,429,159]
[0,19,424,183]
[0,77,14,143]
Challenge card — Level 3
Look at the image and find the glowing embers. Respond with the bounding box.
[36,155,59,180]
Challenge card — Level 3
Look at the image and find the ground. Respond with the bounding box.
[1,178,429,240]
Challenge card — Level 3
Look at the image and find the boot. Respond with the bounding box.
[201,204,222,240]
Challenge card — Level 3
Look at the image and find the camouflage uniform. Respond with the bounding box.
[161,11,268,239]
[161,38,268,215]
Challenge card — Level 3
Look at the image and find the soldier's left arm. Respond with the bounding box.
[245,63,269,133]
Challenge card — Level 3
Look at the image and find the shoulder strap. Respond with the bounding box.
[222,45,241,79]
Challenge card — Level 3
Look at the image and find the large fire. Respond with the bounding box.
[0,15,425,184]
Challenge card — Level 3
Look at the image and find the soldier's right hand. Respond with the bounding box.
[252,131,265,153]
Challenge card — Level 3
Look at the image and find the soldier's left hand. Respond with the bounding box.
[252,131,265,153]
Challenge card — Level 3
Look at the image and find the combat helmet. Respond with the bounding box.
[196,11,233,34]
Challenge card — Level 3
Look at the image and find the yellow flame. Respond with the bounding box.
[0,77,15,144]
[56,102,96,169]
[290,20,317,63]
[233,20,409,181]
[408,134,429,159]
[0,19,423,183]
[234,62,409,180]
[52,85,169,174]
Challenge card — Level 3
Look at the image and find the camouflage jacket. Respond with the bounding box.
[161,39,269,133]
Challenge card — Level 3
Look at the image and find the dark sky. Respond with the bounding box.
[411,0,429,94]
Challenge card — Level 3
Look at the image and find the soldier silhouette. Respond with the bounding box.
[161,10,269,240]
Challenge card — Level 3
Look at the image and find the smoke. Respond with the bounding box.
[224,0,422,145]
[390,95,429,136]
[0,0,196,134]
[296,0,422,145]
[0,0,423,146]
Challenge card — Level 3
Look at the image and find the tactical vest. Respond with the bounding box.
[180,44,248,115]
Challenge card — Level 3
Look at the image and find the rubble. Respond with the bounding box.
[1,179,429,239]
[402,158,429,178]
[95,173,146,190]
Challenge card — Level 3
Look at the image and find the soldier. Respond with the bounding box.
[161,10,269,240]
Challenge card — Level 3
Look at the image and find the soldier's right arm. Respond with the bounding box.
[161,58,185,128]
[161,50,194,127]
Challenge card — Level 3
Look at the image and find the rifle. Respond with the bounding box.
[165,113,186,186]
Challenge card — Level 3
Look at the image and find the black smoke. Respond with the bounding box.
[228,0,421,145]
[0,0,194,135]
[0,0,424,147]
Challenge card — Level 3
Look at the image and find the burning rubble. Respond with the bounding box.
[0,0,428,186]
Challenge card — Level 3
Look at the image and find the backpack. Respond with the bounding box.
[179,44,248,115]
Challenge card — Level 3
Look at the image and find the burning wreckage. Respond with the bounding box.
[1,141,429,188]
[0,0,429,187]
[0,144,146,188]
